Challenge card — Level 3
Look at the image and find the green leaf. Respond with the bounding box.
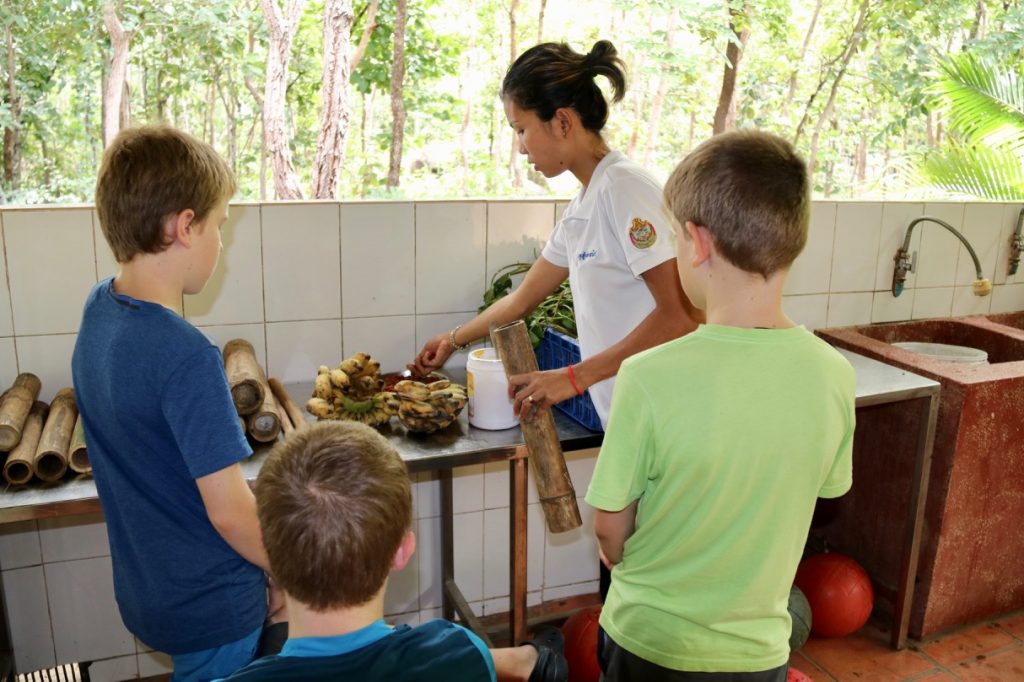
[917,140,1024,201]
[932,52,1024,155]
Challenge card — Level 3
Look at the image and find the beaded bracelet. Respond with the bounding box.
[449,325,471,351]
[567,364,584,396]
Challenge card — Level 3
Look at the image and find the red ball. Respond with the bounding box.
[561,606,602,682]
[794,553,874,638]
[787,667,813,682]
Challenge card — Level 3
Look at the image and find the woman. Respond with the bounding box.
[412,40,700,427]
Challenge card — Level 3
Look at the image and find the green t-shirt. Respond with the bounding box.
[585,324,855,673]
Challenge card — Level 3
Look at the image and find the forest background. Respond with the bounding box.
[1,0,1022,205]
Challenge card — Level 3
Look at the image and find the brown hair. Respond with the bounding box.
[95,125,236,263]
[665,130,809,277]
[501,40,626,132]
[255,421,412,611]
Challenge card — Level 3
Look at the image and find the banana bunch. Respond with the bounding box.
[394,379,468,433]
[306,352,400,427]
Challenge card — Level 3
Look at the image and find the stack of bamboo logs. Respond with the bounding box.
[223,339,305,440]
[0,374,89,486]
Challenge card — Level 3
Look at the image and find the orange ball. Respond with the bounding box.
[795,553,874,638]
[561,606,602,682]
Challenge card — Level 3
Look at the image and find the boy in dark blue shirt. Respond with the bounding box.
[73,126,273,681]
[222,421,567,682]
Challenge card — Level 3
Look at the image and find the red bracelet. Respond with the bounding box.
[567,364,584,396]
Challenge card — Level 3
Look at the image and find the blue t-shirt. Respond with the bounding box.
[71,278,265,655]
[219,619,496,681]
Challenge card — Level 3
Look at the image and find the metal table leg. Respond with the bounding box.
[510,446,529,645]
[891,393,939,649]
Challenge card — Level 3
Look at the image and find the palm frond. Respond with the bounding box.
[917,139,1024,201]
[932,52,1024,154]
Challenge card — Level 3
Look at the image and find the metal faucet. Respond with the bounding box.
[1009,207,1024,276]
[892,216,991,297]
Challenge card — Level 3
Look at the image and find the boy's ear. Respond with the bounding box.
[168,209,198,247]
[686,221,713,267]
[392,530,416,572]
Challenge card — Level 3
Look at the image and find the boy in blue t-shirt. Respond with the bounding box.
[221,421,568,682]
[73,126,276,681]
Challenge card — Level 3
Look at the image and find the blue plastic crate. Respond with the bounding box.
[535,327,603,432]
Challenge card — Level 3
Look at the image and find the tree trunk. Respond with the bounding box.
[386,0,408,190]
[260,0,306,199]
[312,0,355,198]
[349,0,379,72]
[508,0,522,188]
[806,0,871,175]
[712,2,750,135]
[781,0,822,118]
[102,3,130,147]
[537,0,547,42]
[643,22,674,166]
[459,1,476,194]
[244,18,267,200]
[3,21,20,188]
[969,0,987,40]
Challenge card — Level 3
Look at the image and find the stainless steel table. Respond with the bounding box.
[0,380,603,655]
[0,350,939,666]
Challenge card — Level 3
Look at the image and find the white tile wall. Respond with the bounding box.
[4,209,96,336]
[415,203,487,314]
[3,566,55,672]
[15,334,77,403]
[485,202,555,284]
[342,315,416,374]
[0,199,1021,673]
[994,204,1024,285]
[265,319,343,385]
[92,210,119,281]
[341,203,415,317]
[184,204,265,326]
[830,203,883,293]
[46,556,134,663]
[261,203,340,322]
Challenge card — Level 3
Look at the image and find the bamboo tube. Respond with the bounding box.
[271,391,294,434]
[223,339,266,416]
[69,415,90,474]
[269,378,306,430]
[3,401,47,485]
[34,388,77,483]
[490,320,582,533]
[247,389,281,443]
[0,373,42,451]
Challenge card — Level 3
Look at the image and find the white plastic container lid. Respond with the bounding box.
[892,341,988,364]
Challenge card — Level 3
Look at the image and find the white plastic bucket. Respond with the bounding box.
[466,348,518,430]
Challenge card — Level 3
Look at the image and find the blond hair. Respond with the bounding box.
[665,130,809,277]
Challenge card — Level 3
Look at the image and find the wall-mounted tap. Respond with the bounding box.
[1009,207,1024,276]
[891,216,992,298]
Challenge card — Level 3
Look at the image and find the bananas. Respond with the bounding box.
[394,379,468,433]
[305,353,396,427]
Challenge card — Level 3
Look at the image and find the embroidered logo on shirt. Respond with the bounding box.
[628,218,657,249]
[577,249,598,263]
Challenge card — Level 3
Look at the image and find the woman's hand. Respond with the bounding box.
[410,332,454,375]
[508,368,579,421]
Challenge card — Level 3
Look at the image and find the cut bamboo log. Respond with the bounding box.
[269,378,306,430]
[247,389,282,443]
[490,320,581,533]
[271,391,294,434]
[0,373,42,451]
[69,415,90,474]
[3,401,47,485]
[34,388,77,483]
[223,339,266,416]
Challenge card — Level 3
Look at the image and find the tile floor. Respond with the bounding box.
[789,610,1024,681]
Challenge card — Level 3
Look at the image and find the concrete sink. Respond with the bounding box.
[817,317,1024,638]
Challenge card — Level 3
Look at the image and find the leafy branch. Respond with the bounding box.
[479,261,576,348]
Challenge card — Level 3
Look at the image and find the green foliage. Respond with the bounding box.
[479,262,576,348]
[918,50,1024,200]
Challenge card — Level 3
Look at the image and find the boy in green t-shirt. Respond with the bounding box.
[585,130,855,681]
